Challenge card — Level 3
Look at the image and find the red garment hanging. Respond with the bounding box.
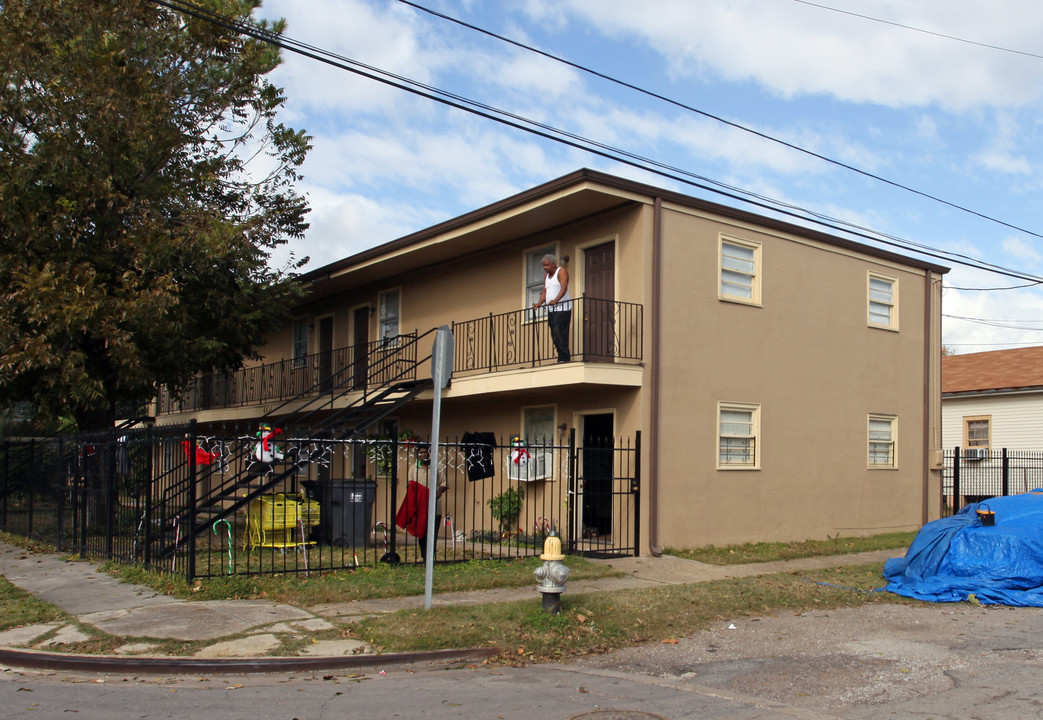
[395,481,430,538]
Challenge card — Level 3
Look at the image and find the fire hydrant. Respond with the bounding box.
[534,531,570,614]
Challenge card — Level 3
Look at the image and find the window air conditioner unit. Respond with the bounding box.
[963,448,988,461]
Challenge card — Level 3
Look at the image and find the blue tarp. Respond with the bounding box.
[883,491,1043,606]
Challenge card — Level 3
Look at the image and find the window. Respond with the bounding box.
[511,406,555,481]
[868,414,896,468]
[719,236,761,304]
[378,289,400,344]
[964,416,991,449]
[868,273,898,329]
[526,245,555,320]
[292,318,309,368]
[718,402,759,468]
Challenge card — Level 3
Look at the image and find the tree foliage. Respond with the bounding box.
[0,0,311,430]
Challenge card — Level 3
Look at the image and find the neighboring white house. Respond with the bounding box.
[942,347,1043,452]
[943,347,1043,500]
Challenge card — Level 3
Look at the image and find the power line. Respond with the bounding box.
[149,0,1043,284]
[790,0,1043,61]
[944,314,1043,331]
[946,341,1043,348]
[397,0,1043,245]
[945,281,1043,292]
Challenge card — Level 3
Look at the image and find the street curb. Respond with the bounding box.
[0,645,500,674]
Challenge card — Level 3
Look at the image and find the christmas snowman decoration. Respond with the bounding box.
[509,434,530,467]
[254,424,285,463]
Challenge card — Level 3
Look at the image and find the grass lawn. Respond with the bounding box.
[0,530,917,663]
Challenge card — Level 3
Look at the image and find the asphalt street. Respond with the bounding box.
[2,541,1042,718]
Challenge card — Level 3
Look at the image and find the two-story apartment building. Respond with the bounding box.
[155,168,947,554]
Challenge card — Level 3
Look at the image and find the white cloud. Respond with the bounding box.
[547,0,1043,111]
[274,188,427,271]
[1002,237,1043,264]
[942,265,1043,353]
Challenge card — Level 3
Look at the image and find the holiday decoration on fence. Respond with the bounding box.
[509,434,530,467]
[254,424,285,463]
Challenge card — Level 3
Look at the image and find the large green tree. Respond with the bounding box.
[0,0,310,431]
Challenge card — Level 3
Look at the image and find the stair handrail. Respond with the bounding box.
[158,327,443,553]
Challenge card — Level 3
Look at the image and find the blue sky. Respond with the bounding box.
[254,0,1043,354]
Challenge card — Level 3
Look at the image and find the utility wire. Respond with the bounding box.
[397,0,1043,245]
[944,313,1043,331]
[150,0,1043,284]
[791,0,1043,61]
[945,281,1043,291]
[946,341,1043,347]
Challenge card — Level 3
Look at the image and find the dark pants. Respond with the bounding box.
[418,514,442,561]
[547,309,571,362]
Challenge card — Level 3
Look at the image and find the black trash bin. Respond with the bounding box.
[321,479,377,547]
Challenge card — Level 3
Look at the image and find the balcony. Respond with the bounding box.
[155,297,643,416]
[451,297,643,376]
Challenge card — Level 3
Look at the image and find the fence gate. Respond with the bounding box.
[566,430,640,558]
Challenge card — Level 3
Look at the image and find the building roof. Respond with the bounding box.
[943,346,1043,395]
[299,168,950,294]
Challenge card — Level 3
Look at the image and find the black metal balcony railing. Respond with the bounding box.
[156,297,643,416]
[452,297,643,375]
[156,333,419,415]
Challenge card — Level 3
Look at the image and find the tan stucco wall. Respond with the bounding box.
[652,204,934,546]
[157,179,944,552]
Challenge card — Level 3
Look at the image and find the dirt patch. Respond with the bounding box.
[575,601,1040,713]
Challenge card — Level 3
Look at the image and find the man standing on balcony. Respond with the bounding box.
[533,254,572,363]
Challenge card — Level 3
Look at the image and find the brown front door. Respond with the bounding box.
[583,241,615,362]
[352,306,370,389]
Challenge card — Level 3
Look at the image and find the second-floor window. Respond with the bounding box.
[720,236,761,305]
[526,245,555,319]
[868,273,898,329]
[292,318,309,368]
[379,289,400,344]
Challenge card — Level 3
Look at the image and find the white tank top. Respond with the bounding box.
[545,267,572,311]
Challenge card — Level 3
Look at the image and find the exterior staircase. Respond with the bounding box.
[148,329,439,563]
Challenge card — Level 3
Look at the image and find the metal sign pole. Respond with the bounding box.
[425,326,454,610]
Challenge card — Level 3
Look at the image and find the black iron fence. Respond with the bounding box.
[1,429,639,580]
[943,447,1043,514]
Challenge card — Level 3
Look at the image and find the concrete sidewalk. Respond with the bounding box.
[0,540,900,671]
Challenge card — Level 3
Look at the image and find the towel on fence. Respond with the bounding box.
[395,481,429,537]
[461,432,496,481]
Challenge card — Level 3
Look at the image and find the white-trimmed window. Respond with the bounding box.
[868,414,897,468]
[718,402,760,469]
[526,245,555,320]
[868,273,898,329]
[378,289,400,345]
[510,406,555,481]
[719,236,761,305]
[292,318,309,368]
[964,416,991,449]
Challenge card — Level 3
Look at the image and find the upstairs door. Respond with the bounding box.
[352,306,370,390]
[583,241,615,362]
